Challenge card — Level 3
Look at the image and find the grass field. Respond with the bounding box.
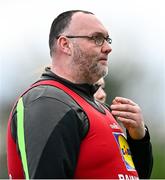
[151,142,165,179]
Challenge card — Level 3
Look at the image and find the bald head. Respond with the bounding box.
[70,12,109,36]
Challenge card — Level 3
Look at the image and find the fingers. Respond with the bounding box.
[111,97,141,113]
[116,117,137,128]
[112,97,137,106]
[111,111,137,120]
[110,97,145,139]
[110,104,139,113]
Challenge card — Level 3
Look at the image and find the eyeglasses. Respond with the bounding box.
[56,34,112,46]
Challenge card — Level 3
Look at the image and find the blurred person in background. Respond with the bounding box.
[94,77,107,103]
[7,10,153,179]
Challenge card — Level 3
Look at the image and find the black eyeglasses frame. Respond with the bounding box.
[56,35,112,46]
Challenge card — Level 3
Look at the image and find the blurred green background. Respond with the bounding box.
[0,0,165,178]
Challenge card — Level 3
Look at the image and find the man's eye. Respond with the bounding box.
[96,36,103,40]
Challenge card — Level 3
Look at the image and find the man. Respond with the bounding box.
[7,10,153,179]
[94,77,107,103]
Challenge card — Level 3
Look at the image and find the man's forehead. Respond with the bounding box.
[68,12,109,35]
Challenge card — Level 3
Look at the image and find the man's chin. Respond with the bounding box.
[96,70,108,80]
[101,68,108,77]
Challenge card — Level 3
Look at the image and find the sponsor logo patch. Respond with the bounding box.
[113,132,135,171]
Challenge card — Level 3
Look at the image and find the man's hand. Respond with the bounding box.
[110,97,145,140]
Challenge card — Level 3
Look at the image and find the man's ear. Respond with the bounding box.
[57,36,72,55]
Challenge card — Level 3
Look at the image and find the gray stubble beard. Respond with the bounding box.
[72,44,108,84]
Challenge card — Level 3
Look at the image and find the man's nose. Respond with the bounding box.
[101,41,112,55]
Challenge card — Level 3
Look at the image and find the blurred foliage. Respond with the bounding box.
[151,142,165,179]
[0,107,9,179]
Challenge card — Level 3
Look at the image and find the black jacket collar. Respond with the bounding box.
[40,67,99,101]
